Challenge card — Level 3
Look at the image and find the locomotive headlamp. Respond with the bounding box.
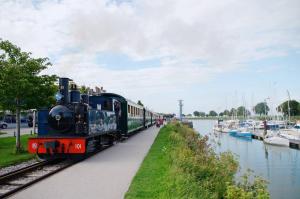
[55,115,61,121]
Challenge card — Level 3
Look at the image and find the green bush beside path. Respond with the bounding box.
[125,122,269,199]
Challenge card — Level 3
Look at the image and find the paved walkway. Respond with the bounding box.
[11,126,160,199]
[0,127,34,138]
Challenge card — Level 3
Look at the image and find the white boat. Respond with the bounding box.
[278,123,300,140]
[279,129,300,140]
[279,133,300,141]
[254,121,265,129]
[263,132,289,147]
[222,127,232,133]
[213,125,223,132]
[292,124,300,132]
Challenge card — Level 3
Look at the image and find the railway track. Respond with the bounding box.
[0,144,113,199]
[0,159,75,198]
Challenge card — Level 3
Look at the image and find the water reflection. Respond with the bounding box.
[192,120,300,199]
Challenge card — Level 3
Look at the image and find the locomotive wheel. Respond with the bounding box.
[37,154,58,161]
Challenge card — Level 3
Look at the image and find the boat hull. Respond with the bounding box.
[264,136,289,147]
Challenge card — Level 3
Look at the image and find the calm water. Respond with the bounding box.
[192,120,300,199]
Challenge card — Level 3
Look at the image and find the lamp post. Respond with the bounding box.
[178,100,183,121]
[30,109,37,134]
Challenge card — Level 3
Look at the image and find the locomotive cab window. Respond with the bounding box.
[102,98,113,111]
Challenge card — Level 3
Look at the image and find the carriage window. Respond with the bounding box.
[102,99,113,111]
[128,105,130,114]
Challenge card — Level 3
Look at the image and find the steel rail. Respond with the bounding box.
[0,145,112,199]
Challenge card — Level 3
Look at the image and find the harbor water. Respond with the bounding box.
[192,120,300,199]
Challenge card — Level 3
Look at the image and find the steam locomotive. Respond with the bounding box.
[28,78,160,159]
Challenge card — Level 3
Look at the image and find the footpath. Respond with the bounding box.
[11,126,160,199]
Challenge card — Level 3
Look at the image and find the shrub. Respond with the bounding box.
[165,122,269,199]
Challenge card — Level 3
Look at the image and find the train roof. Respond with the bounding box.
[99,93,127,102]
[99,93,144,109]
[127,99,144,109]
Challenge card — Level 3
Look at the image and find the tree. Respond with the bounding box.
[137,100,144,106]
[223,109,230,116]
[209,110,218,117]
[79,85,89,94]
[0,39,57,152]
[237,106,250,117]
[254,102,269,116]
[194,111,206,117]
[199,112,206,117]
[277,100,300,116]
[193,111,200,117]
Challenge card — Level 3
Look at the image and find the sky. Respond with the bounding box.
[0,0,299,115]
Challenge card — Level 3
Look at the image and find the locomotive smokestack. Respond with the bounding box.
[59,78,70,104]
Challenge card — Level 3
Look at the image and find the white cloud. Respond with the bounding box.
[0,0,299,112]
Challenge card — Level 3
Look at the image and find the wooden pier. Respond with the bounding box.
[289,139,300,149]
[251,131,264,141]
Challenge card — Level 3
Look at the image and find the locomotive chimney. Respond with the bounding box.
[59,77,70,104]
[69,82,81,103]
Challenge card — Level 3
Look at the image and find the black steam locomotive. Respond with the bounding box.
[28,78,160,159]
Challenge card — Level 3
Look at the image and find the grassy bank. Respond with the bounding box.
[0,134,35,168]
[125,123,269,199]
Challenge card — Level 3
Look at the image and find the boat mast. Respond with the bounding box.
[287,90,291,123]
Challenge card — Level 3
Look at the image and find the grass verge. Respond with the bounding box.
[0,134,35,168]
[125,122,269,199]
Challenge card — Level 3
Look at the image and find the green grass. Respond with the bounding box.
[0,134,35,168]
[125,123,269,199]
[125,125,171,199]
